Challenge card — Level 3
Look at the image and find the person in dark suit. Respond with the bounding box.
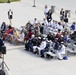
[8,9,13,25]
[0,37,4,58]
[60,8,64,22]
[47,9,53,22]
[54,38,60,51]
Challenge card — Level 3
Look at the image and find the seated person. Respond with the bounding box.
[33,38,46,55]
[25,34,36,52]
[3,25,12,40]
[55,29,62,38]
[70,22,76,31]
[10,28,19,44]
[24,30,33,43]
[70,31,76,41]
[6,27,13,42]
[53,38,60,53]
[47,31,53,41]
[56,42,66,60]
[1,22,7,33]
[33,37,42,53]
[63,32,68,43]
[14,30,24,45]
[25,39,33,52]
[57,22,63,32]
[40,41,50,57]
[72,42,76,51]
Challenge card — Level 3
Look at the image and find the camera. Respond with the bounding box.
[1,46,6,54]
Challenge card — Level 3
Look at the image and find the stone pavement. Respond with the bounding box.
[0,0,76,28]
[0,0,76,75]
[3,42,76,75]
[1,41,75,75]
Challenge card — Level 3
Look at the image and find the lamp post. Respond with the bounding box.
[7,0,10,3]
[33,0,36,7]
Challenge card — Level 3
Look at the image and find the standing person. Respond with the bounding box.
[8,9,13,25]
[64,11,68,24]
[44,5,49,18]
[60,8,64,22]
[0,37,4,58]
[47,9,53,22]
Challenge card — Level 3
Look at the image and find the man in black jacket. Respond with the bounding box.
[0,37,4,58]
[47,9,52,22]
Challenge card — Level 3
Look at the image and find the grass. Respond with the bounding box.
[0,0,20,3]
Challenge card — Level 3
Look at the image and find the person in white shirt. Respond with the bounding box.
[56,42,66,60]
[37,38,46,55]
[42,18,48,26]
[33,38,46,55]
[17,30,24,42]
[48,20,52,27]
[57,22,63,32]
[52,21,58,35]
[44,5,49,18]
[52,21,58,29]
[42,18,48,34]
[33,18,38,26]
[45,20,52,34]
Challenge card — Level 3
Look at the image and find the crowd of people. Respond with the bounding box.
[0,5,76,60]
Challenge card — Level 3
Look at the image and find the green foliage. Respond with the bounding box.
[0,0,20,3]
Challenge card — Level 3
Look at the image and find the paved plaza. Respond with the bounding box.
[0,0,76,28]
[0,0,76,75]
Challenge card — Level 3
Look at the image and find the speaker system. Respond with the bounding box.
[0,70,5,75]
[1,46,6,54]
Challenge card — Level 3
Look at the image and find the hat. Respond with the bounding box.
[38,37,41,39]
[43,38,46,40]
[32,34,35,38]
[61,42,64,44]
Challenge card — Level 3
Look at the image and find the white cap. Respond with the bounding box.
[32,34,35,38]
[43,38,46,40]
[38,37,41,39]
[61,42,64,44]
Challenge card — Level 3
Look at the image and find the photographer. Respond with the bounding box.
[0,37,4,58]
